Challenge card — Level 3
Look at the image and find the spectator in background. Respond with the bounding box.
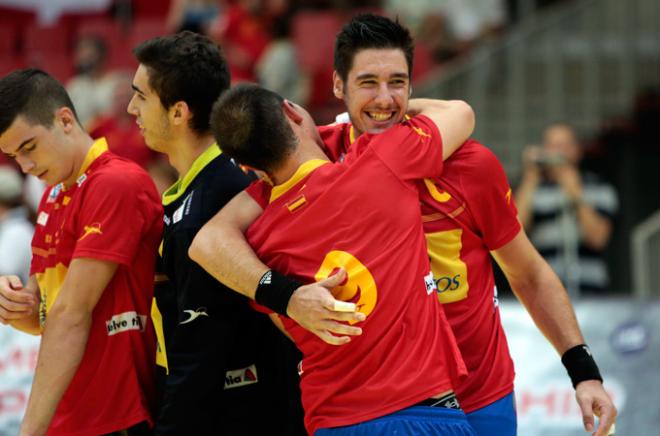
[516,123,619,295]
[209,0,272,82]
[166,0,220,33]
[256,8,310,105]
[0,167,33,284]
[66,35,120,128]
[89,72,158,168]
[386,0,506,60]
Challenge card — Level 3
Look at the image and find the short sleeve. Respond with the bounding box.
[462,143,521,250]
[367,115,443,181]
[245,179,272,209]
[73,169,161,265]
[318,123,350,162]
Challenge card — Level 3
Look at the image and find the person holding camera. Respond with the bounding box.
[516,123,618,295]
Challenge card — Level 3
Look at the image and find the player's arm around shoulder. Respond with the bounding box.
[189,190,267,299]
[189,190,366,345]
[407,98,475,159]
[21,258,118,435]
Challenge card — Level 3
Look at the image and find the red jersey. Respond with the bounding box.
[320,123,521,412]
[30,138,162,435]
[246,116,466,434]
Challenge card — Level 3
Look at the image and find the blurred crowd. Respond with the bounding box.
[1,0,657,296]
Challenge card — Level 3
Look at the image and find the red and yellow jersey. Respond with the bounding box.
[30,138,163,435]
[321,123,521,412]
[246,115,466,434]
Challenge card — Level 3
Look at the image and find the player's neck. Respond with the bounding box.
[63,131,95,188]
[270,141,328,185]
[167,132,215,177]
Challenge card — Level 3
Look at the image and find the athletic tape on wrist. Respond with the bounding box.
[561,344,603,388]
[254,270,302,317]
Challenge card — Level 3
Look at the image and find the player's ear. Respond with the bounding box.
[56,107,77,133]
[170,101,190,126]
[282,100,303,124]
[332,71,344,99]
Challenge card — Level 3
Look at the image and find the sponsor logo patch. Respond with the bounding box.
[424,271,437,295]
[224,364,258,390]
[47,184,62,203]
[106,311,147,336]
[37,211,49,226]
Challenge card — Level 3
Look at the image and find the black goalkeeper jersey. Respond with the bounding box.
[152,145,304,435]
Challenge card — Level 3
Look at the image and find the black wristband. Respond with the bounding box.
[561,344,603,388]
[254,270,302,316]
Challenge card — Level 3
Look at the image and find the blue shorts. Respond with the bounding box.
[465,392,517,436]
[315,406,476,435]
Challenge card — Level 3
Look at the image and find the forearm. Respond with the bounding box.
[575,203,612,250]
[407,98,475,159]
[190,224,267,299]
[21,309,91,435]
[511,256,585,354]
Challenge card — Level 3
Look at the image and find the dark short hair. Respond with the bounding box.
[210,84,296,173]
[0,69,79,135]
[334,13,414,82]
[133,31,230,135]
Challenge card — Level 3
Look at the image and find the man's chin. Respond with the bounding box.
[364,123,396,135]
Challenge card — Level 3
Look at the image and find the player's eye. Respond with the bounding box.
[24,143,37,152]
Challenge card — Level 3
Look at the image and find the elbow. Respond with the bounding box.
[188,230,207,266]
[453,100,475,136]
[46,303,92,330]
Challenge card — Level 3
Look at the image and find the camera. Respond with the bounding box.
[531,152,565,167]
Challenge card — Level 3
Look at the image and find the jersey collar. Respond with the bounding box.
[77,137,109,177]
[61,137,108,191]
[162,144,222,206]
[270,159,329,203]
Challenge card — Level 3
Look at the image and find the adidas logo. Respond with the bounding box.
[260,271,272,285]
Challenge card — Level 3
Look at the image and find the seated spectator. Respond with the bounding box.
[88,72,158,168]
[256,9,310,105]
[66,35,120,128]
[0,167,33,283]
[515,123,619,295]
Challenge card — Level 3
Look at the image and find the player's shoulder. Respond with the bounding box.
[245,178,272,210]
[450,139,504,169]
[93,154,145,179]
[88,153,155,193]
[198,153,252,197]
[318,122,350,160]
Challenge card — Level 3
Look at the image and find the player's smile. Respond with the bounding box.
[334,48,410,136]
[366,111,395,122]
